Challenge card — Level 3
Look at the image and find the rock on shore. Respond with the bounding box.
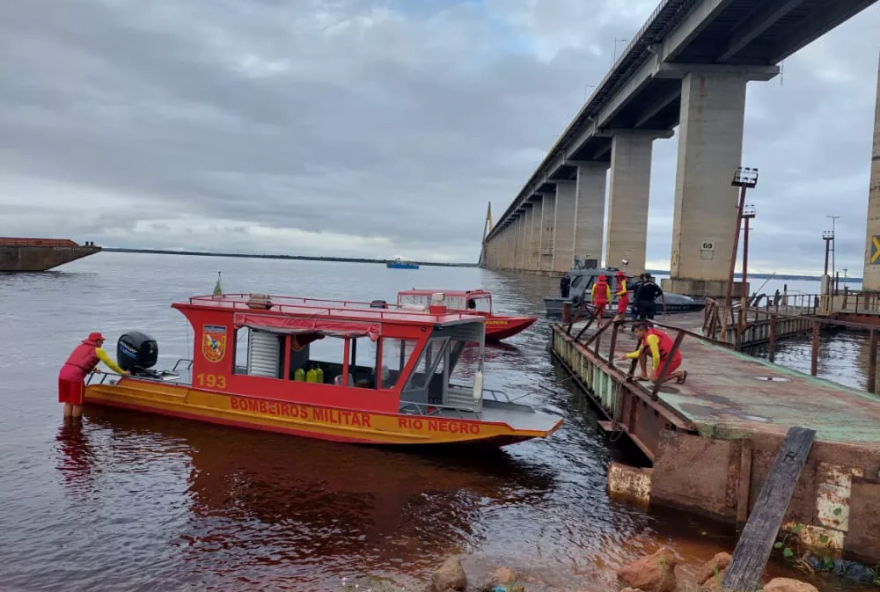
[616,547,678,592]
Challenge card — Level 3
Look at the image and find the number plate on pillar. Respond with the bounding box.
[701,241,714,260]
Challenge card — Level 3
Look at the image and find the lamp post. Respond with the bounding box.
[823,231,834,297]
[740,204,756,329]
[827,215,840,287]
[724,167,759,339]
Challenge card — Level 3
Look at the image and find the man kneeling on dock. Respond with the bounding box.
[619,322,687,385]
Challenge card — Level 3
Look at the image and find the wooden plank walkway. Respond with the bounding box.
[568,314,880,450]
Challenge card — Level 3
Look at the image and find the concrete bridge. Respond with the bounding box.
[480,0,879,298]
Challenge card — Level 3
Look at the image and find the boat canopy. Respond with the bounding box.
[233,313,381,341]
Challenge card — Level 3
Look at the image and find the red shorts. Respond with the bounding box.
[617,297,630,314]
[58,365,86,405]
[594,303,607,316]
[653,353,682,381]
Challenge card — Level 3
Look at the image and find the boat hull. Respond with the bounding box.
[484,315,538,340]
[0,242,101,272]
[84,379,558,446]
[387,263,419,269]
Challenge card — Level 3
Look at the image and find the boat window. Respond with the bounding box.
[378,338,419,390]
[233,327,249,375]
[470,296,491,312]
[234,328,286,379]
[570,274,583,289]
[407,338,450,390]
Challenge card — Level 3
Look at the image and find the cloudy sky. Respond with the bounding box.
[1,0,878,274]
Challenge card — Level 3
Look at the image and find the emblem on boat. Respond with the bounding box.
[202,324,227,363]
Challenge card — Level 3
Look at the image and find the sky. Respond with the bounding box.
[0,0,878,274]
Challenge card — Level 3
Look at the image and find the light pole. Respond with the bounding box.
[613,38,628,63]
[724,167,759,339]
[827,215,840,289]
[740,204,756,329]
[823,231,834,296]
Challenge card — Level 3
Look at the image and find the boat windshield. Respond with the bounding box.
[398,293,491,313]
[399,320,485,416]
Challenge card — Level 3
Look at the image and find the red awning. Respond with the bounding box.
[233,313,380,341]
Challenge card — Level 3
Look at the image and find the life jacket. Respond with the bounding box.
[646,328,675,360]
[593,277,609,304]
[64,340,100,374]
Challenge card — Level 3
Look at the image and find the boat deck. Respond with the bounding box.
[568,315,880,450]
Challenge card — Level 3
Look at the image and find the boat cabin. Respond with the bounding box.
[397,289,493,315]
[173,293,489,417]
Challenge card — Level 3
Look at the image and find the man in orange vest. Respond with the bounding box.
[590,274,612,319]
[59,332,128,418]
[613,270,629,322]
[619,322,688,385]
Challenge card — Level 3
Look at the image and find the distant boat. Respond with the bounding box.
[0,237,101,272]
[387,257,419,269]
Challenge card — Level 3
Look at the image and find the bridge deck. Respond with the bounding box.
[568,314,880,450]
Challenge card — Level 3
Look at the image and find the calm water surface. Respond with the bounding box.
[1,253,836,592]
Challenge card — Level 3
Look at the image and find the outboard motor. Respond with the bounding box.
[369,299,388,309]
[117,331,159,376]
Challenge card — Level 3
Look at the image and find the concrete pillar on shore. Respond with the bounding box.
[663,69,775,297]
[553,181,577,272]
[606,132,662,275]
[863,52,880,291]
[530,197,543,271]
[574,163,608,268]
[540,192,556,272]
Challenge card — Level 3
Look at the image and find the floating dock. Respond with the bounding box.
[551,314,880,564]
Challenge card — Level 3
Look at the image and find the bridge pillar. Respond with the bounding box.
[574,163,608,267]
[519,204,533,270]
[664,70,765,297]
[863,52,880,291]
[530,197,543,271]
[540,191,556,272]
[553,181,577,272]
[606,132,663,275]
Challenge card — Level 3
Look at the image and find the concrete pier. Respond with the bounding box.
[540,193,556,272]
[530,198,542,270]
[863,52,880,291]
[521,205,533,270]
[553,181,577,272]
[605,133,660,275]
[574,164,607,266]
[664,70,756,298]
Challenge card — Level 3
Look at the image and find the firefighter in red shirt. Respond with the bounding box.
[619,322,688,385]
[59,332,128,418]
[590,274,612,319]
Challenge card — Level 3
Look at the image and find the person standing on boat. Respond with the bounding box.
[591,274,611,319]
[635,274,666,322]
[59,332,128,419]
[619,322,687,385]
[613,270,629,322]
[560,274,571,299]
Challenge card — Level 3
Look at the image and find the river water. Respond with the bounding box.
[0,253,859,592]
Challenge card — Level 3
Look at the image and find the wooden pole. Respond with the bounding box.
[810,322,820,376]
[740,214,750,330]
[869,329,878,394]
[768,314,777,363]
[722,427,816,592]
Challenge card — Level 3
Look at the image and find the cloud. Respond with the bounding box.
[0,0,878,272]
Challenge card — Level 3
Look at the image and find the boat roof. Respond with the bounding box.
[398,288,491,298]
[174,294,485,327]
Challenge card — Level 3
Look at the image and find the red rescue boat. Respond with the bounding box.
[396,289,537,341]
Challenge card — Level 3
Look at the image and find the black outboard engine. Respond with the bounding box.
[117,331,159,376]
[369,299,388,309]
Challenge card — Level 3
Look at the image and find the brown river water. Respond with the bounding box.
[0,253,863,592]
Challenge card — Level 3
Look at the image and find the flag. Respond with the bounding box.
[213,271,223,296]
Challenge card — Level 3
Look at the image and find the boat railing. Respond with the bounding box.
[185,294,484,323]
[398,400,480,420]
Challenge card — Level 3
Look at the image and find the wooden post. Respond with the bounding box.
[768,315,777,363]
[810,322,820,376]
[869,330,878,394]
[722,427,816,592]
[562,301,572,325]
[856,293,860,314]
[736,439,754,526]
[609,322,619,361]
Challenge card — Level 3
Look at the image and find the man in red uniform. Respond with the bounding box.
[613,270,629,322]
[59,332,127,418]
[619,322,687,385]
[590,274,611,319]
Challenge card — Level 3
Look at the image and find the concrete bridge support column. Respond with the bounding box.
[530,197,543,271]
[574,163,607,267]
[606,132,664,275]
[863,52,880,291]
[540,192,556,273]
[553,181,577,272]
[504,224,513,269]
[519,205,532,269]
[663,68,776,297]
